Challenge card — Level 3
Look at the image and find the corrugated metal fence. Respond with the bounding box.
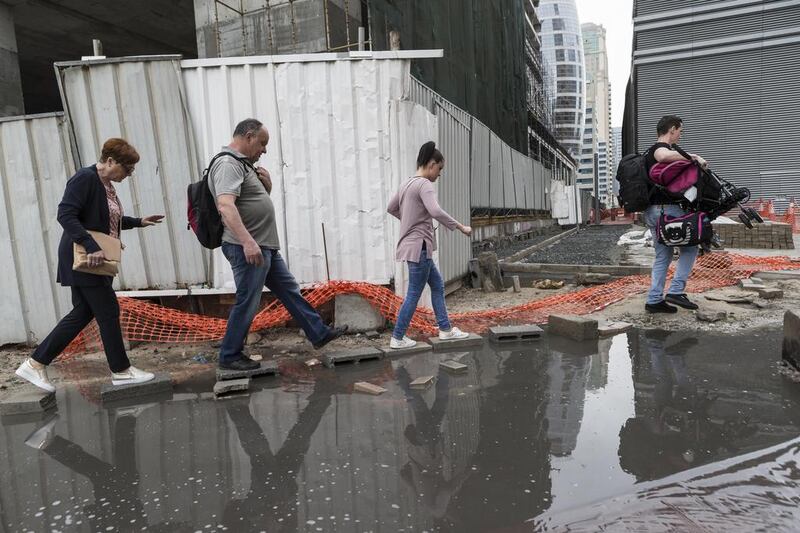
[0,52,559,345]
[0,113,75,345]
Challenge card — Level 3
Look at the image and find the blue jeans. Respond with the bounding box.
[644,205,699,305]
[219,243,330,363]
[393,246,451,340]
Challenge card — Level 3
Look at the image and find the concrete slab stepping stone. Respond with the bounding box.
[439,360,468,373]
[0,388,57,416]
[322,347,383,368]
[101,373,173,403]
[598,322,633,338]
[216,361,279,381]
[410,376,436,390]
[354,382,387,395]
[428,334,484,351]
[488,325,543,343]
[548,314,598,341]
[214,378,250,397]
[382,342,432,356]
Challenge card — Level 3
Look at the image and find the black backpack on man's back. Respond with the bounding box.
[187,152,252,249]
[615,151,653,213]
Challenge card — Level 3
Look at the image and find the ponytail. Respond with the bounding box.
[416,141,444,168]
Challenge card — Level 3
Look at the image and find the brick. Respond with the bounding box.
[428,334,485,351]
[214,378,250,397]
[322,347,383,368]
[488,325,544,343]
[305,358,322,368]
[364,330,381,340]
[354,382,387,395]
[439,360,468,373]
[410,376,436,390]
[101,373,173,403]
[547,314,598,341]
[0,388,57,416]
[739,278,766,291]
[382,342,432,357]
[782,310,800,371]
[757,288,784,300]
[216,361,279,381]
[598,322,633,338]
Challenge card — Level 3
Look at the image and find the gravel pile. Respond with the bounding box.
[523,225,633,265]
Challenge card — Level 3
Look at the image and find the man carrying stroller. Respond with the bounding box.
[643,115,708,314]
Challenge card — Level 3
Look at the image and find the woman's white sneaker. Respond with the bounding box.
[15,359,56,393]
[111,366,155,386]
[389,336,417,349]
[439,327,469,340]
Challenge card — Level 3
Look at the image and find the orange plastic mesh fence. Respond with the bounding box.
[58,252,800,359]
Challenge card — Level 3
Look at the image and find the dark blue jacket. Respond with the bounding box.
[56,165,142,287]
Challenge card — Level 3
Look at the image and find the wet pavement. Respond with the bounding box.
[1,328,799,532]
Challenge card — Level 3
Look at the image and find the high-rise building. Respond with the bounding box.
[539,0,585,159]
[612,126,622,199]
[581,22,613,205]
[627,0,800,211]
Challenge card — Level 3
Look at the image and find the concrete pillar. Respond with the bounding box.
[0,2,24,117]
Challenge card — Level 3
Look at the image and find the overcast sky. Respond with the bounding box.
[575,0,634,128]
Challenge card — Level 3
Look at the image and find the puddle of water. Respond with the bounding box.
[1,328,798,532]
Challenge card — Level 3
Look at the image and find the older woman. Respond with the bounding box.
[15,138,164,391]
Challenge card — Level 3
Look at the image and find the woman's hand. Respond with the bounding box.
[458,224,472,236]
[141,214,165,227]
[87,250,107,268]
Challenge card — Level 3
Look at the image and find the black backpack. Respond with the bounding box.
[187,152,252,249]
[615,151,653,213]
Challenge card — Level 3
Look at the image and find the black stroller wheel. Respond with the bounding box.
[738,212,754,229]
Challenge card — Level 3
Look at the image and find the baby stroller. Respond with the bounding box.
[671,145,763,227]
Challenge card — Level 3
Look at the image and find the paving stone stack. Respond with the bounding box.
[713,222,794,249]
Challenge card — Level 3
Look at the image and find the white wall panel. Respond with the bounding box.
[0,113,75,344]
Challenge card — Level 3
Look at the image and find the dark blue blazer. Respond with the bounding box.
[56,165,142,287]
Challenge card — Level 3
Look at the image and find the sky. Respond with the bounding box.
[574,0,634,127]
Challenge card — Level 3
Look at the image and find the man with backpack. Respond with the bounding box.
[207,118,346,370]
[642,115,707,314]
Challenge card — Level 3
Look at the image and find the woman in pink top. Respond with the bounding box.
[387,142,473,349]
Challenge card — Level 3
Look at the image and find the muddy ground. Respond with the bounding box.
[2,276,797,394]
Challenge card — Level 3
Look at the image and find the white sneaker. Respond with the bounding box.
[111,366,155,386]
[389,336,417,349]
[438,327,470,341]
[24,415,59,450]
[15,359,55,393]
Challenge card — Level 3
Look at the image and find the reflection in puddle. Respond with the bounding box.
[1,328,798,532]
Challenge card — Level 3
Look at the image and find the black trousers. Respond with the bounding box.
[32,285,130,372]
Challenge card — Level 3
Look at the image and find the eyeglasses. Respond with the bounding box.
[119,162,135,176]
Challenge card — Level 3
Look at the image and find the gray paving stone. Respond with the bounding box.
[214,378,251,397]
[216,360,279,381]
[100,373,172,404]
[439,360,468,373]
[410,376,436,390]
[428,334,485,351]
[697,310,727,323]
[353,382,387,395]
[598,322,634,338]
[322,347,384,368]
[548,314,598,341]
[488,325,543,343]
[0,388,57,416]
[757,288,784,300]
[381,342,432,357]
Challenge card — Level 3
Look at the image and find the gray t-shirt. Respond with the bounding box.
[208,147,280,249]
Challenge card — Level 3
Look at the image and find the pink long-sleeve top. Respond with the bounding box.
[387,176,459,263]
